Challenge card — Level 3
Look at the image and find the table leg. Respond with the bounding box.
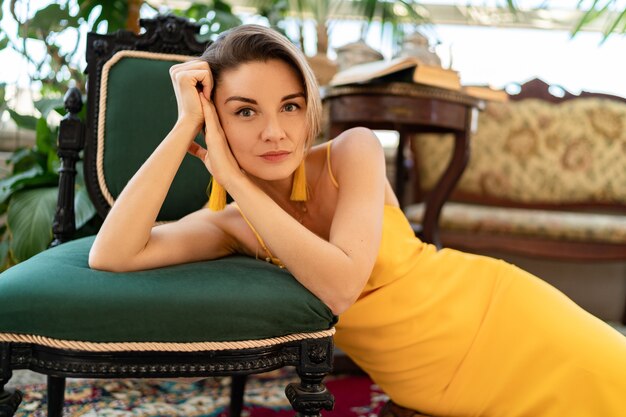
[422,128,471,248]
[394,130,409,208]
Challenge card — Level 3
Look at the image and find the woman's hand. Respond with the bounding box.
[169,60,213,133]
[187,94,243,188]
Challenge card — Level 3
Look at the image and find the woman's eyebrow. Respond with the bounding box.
[282,92,305,101]
[224,96,257,105]
[224,92,305,105]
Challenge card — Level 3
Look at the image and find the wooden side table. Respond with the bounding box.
[322,82,482,247]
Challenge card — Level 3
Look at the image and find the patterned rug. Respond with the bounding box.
[13,369,389,417]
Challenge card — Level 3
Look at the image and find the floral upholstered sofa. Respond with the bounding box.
[405,78,626,263]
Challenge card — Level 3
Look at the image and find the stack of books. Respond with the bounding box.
[329,56,508,102]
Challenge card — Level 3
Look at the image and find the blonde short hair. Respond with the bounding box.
[201,25,322,148]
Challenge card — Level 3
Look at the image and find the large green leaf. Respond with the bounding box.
[0,166,44,204]
[6,148,39,174]
[7,109,38,131]
[35,97,65,119]
[7,187,58,262]
[75,162,96,229]
[5,168,96,263]
[47,151,61,175]
[35,118,53,154]
[0,240,9,271]
[0,167,59,206]
[21,4,80,39]
[77,0,131,32]
[75,182,96,229]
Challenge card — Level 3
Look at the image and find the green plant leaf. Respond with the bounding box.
[0,83,6,107]
[0,166,44,204]
[0,33,8,51]
[75,182,96,229]
[35,97,65,118]
[47,151,61,174]
[0,166,58,206]
[601,7,626,40]
[77,0,130,33]
[0,240,10,272]
[7,187,58,262]
[36,118,53,154]
[74,161,96,229]
[12,172,59,190]
[7,148,38,174]
[7,109,38,131]
[24,4,80,38]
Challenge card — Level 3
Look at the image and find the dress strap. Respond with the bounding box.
[233,204,285,268]
[326,140,339,189]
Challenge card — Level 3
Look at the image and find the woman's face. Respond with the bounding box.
[213,59,308,183]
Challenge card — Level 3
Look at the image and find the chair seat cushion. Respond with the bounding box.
[0,236,336,349]
[405,202,626,244]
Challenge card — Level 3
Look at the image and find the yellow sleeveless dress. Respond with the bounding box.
[240,142,626,417]
[335,205,626,416]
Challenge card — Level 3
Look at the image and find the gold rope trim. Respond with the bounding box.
[97,50,198,208]
[0,328,335,352]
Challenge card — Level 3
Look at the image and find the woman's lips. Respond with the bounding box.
[260,151,290,162]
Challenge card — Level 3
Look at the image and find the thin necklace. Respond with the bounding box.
[293,200,308,224]
[290,184,311,224]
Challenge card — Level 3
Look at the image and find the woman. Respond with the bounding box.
[89,25,626,416]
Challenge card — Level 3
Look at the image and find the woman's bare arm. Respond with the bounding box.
[89,61,237,271]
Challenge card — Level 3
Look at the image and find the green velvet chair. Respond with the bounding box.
[0,15,336,417]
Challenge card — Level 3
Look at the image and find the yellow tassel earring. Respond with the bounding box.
[207,178,227,211]
[290,161,308,201]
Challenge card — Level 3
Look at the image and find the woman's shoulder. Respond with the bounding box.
[310,127,382,161]
[326,127,384,170]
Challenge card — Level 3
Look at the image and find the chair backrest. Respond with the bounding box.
[83,15,211,221]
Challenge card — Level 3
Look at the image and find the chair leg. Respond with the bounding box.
[286,371,334,417]
[0,387,22,417]
[0,344,22,417]
[47,376,65,417]
[229,375,247,417]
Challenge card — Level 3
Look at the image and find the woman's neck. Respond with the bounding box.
[249,175,294,206]
[249,173,313,225]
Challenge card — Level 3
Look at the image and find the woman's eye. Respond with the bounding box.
[236,108,254,117]
[283,103,299,112]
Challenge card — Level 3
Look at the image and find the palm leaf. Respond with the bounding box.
[7,187,58,262]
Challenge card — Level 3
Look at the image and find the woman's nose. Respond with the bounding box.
[261,115,286,142]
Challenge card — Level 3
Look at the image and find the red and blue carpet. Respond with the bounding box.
[13,369,388,416]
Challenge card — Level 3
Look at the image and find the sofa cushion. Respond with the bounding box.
[406,202,626,244]
[0,236,336,350]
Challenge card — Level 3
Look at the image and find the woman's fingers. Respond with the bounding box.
[170,68,215,128]
[169,60,209,77]
[172,69,212,91]
[170,60,213,97]
[199,93,225,138]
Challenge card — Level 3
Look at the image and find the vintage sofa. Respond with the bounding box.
[406,78,626,263]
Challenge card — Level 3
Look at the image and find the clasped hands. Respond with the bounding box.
[169,60,240,188]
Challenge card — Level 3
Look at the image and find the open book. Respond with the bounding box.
[329,56,461,91]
